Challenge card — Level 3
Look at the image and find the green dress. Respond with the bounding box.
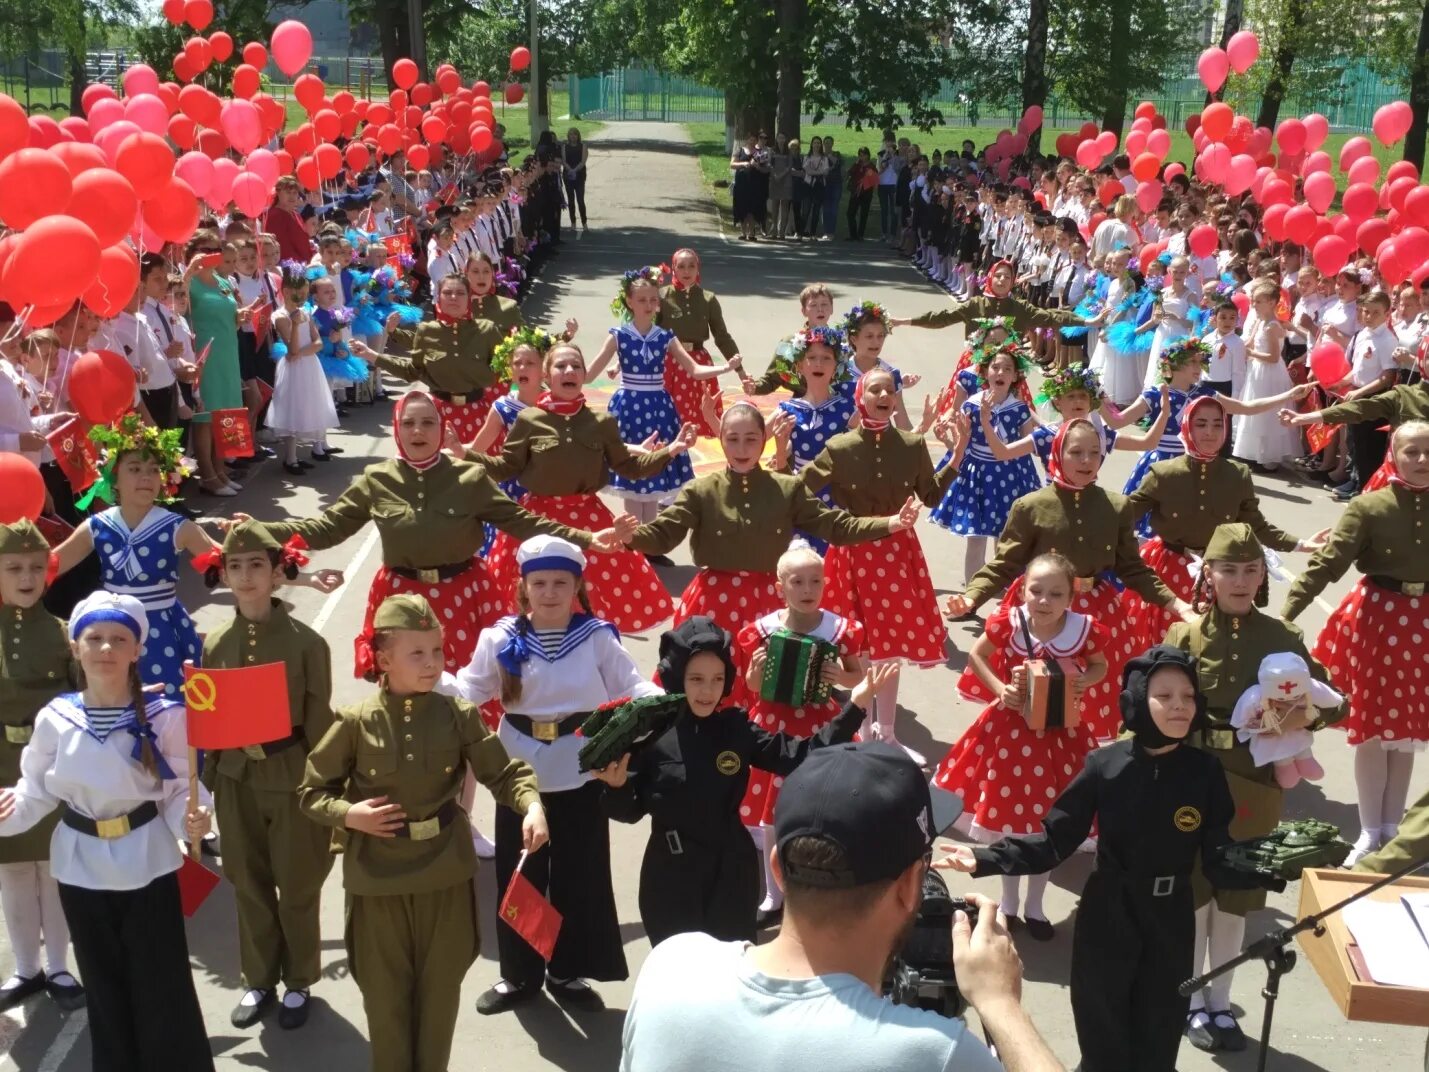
[189,275,243,425]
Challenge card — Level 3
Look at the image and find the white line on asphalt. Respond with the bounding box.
[36,1010,84,1072]
[312,526,381,635]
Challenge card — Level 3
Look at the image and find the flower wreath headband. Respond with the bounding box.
[610,266,665,320]
[1157,337,1212,384]
[78,413,192,510]
[837,300,892,338]
[788,324,846,360]
[491,324,561,383]
[1036,364,1104,407]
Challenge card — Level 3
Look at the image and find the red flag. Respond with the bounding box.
[211,408,254,460]
[498,853,562,960]
[250,300,273,343]
[177,856,221,917]
[45,417,99,492]
[183,662,291,750]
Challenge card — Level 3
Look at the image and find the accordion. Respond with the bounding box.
[759,630,839,707]
[1022,655,1083,731]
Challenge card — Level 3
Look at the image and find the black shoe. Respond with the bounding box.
[45,971,85,1011]
[283,462,308,476]
[0,973,47,1012]
[1209,1009,1247,1051]
[644,553,675,567]
[277,989,310,1030]
[1024,916,1055,941]
[1185,1009,1221,1051]
[231,988,276,1028]
[545,976,604,1010]
[475,982,537,1015]
[310,451,333,463]
[1004,914,1023,930]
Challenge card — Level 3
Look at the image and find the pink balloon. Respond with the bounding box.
[1302,171,1336,214]
[87,97,125,133]
[121,64,161,99]
[1197,47,1230,93]
[173,150,214,199]
[1389,175,1419,212]
[1095,130,1118,154]
[207,156,239,210]
[1147,129,1171,158]
[123,94,168,136]
[1339,136,1372,173]
[57,117,92,144]
[1259,178,1293,207]
[1075,139,1101,169]
[219,99,263,155]
[1246,126,1273,158]
[1125,129,1147,157]
[244,148,279,189]
[1373,100,1413,146]
[1136,180,1163,213]
[1302,151,1331,175]
[1275,118,1306,155]
[1225,153,1257,196]
[1226,30,1259,73]
[1387,160,1422,187]
[1163,162,1185,183]
[230,172,270,217]
[1302,113,1329,151]
[1346,155,1381,188]
[94,120,140,164]
[270,20,313,77]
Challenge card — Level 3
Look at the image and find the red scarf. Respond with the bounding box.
[394,390,446,471]
[1178,395,1226,463]
[536,390,586,416]
[1047,418,1100,492]
[1385,426,1429,491]
[854,376,890,432]
[983,259,1015,297]
[434,303,469,326]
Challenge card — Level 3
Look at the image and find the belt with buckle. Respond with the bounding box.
[1194,727,1239,751]
[505,712,585,743]
[1370,575,1427,598]
[432,390,472,405]
[240,733,303,761]
[1151,875,1178,897]
[3,723,33,745]
[390,561,474,586]
[395,800,458,841]
[663,829,685,856]
[1074,575,1100,593]
[61,800,159,839]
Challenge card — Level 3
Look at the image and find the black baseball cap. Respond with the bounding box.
[775,742,934,888]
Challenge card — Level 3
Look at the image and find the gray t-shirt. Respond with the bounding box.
[620,933,1004,1072]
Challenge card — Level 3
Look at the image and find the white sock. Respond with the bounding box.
[36,863,67,977]
[759,824,782,912]
[0,862,43,978]
[1023,873,1049,921]
[283,435,299,466]
[1354,741,1389,836]
[1205,903,1246,1011]
[1000,875,1021,918]
[963,536,989,586]
[1383,749,1415,828]
[1188,904,1211,1012]
[314,433,329,453]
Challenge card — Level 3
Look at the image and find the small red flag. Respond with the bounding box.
[45,417,99,492]
[498,852,562,961]
[183,662,291,750]
[250,300,273,343]
[177,856,221,917]
[211,408,254,460]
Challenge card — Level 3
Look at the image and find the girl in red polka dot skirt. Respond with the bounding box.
[625,402,922,638]
[934,552,1107,939]
[1282,421,1429,864]
[479,342,697,633]
[799,368,966,764]
[659,249,744,437]
[734,542,869,920]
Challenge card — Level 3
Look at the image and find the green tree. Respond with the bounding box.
[129,0,300,89]
[1232,0,1347,129]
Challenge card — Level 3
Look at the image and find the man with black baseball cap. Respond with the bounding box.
[620,742,1062,1072]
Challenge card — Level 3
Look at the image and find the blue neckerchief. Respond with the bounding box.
[126,721,178,780]
[495,613,616,678]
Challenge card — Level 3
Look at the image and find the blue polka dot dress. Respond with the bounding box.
[605,324,695,500]
[87,507,202,696]
[479,394,531,557]
[780,393,856,552]
[1122,384,1212,537]
[931,393,1040,536]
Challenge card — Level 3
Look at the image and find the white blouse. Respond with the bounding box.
[0,696,205,891]
[442,616,662,793]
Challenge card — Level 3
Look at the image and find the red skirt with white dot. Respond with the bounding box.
[485,493,674,633]
[1314,577,1429,745]
[823,528,947,666]
[665,345,723,438]
[674,568,783,635]
[1123,537,1198,654]
[435,386,506,444]
[933,700,1098,838]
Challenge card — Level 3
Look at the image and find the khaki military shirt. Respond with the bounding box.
[1321,381,1429,429]
[1122,455,1298,555]
[658,285,739,359]
[468,294,524,337]
[909,294,1083,332]
[801,427,956,514]
[483,408,674,495]
[380,317,506,397]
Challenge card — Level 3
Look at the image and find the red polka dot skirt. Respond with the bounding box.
[354,563,501,679]
[1314,578,1429,745]
[674,568,783,636]
[665,345,723,438]
[485,493,674,633]
[435,385,506,444]
[823,529,948,666]
[1123,537,1198,654]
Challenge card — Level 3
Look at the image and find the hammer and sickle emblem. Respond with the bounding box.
[182,672,218,712]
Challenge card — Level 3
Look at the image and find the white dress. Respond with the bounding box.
[1091,279,1144,406]
[1144,286,1199,390]
[267,309,339,440]
[1232,313,1300,465]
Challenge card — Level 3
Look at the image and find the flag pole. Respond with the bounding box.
[186,747,201,860]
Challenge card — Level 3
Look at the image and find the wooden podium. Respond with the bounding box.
[1297,867,1429,1027]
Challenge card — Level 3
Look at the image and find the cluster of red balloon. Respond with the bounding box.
[982,105,1042,182]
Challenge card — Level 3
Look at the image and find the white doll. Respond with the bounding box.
[1230,652,1342,789]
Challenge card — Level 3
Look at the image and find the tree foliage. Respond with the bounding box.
[129,0,297,82]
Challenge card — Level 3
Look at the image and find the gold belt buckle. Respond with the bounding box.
[241,744,267,761]
[450,393,468,405]
[531,720,559,743]
[1404,582,1426,597]
[1075,575,1097,593]
[4,724,32,745]
[407,817,441,841]
[94,815,131,839]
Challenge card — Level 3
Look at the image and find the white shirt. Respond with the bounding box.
[0,363,54,462]
[96,312,174,393]
[0,696,207,891]
[1201,328,1247,398]
[1090,218,1134,261]
[1348,323,1401,387]
[427,245,461,289]
[1319,298,1359,344]
[1054,261,1091,307]
[1290,293,1329,343]
[442,616,661,793]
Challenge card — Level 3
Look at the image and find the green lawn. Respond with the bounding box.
[685,117,1429,229]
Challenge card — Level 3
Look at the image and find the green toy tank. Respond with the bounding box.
[1219,818,1351,882]
[577,694,687,773]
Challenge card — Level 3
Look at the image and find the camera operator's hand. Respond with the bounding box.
[951,892,1023,1009]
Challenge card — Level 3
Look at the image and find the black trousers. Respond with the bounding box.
[58,872,215,1072]
[141,384,178,429]
[493,781,626,989]
[846,190,872,239]
[564,173,587,226]
[1069,871,1193,1072]
[1349,418,1388,490]
[638,824,759,947]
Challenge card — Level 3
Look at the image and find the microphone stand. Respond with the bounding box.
[1179,857,1427,1072]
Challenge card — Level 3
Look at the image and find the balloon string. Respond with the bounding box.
[53,312,82,416]
[0,307,28,346]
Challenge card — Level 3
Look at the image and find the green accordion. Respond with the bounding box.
[759,630,839,707]
[577,694,687,773]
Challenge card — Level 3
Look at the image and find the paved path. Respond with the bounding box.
[2,120,1424,1071]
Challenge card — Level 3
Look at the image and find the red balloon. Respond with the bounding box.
[1357,217,1392,256]
[294,74,326,113]
[230,172,271,217]
[344,142,370,171]
[196,128,229,160]
[1312,235,1351,277]
[242,41,268,68]
[504,83,524,105]
[393,58,418,90]
[295,155,320,190]
[1403,185,1429,230]
[406,144,429,170]
[178,83,221,127]
[51,142,106,176]
[511,46,531,72]
[377,124,402,156]
[1185,223,1217,259]
[471,124,493,153]
[4,216,101,307]
[332,90,355,115]
[209,31,233,63]
[1342,183,1379,224]
[167,113,197,150]
[1054,132,1077,159]
[81,83,117,116]
[114,133,174,200]
[82,244,140,318]
[67,169,138,249]
[436,68,460,95]
[141,177,200,244]
[421,115,447,144]
[1309,341,1349,386]
[1282,204,1319,246]
[69,350,137,425]
[0,148,71,229]
[1397,225,1429,267]
[1378,240,1408,285]
[1200,102,1233,142]
[184,0,213,31]
[313,143,341,179]
[389,89,408,113]
[233,64,260,99]
[313,109,341,143]
[184,36,212,74]
[1274,118,1306,155]
[1388,175,1419,213]
[162,0,185,24]
[0,455,45,524]
[1093,179,1119,208]
[0,93,28,161]
[472,80,491,98]
[1262,203,1290,243]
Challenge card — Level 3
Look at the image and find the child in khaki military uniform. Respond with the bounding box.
[300,594,546,1072]
[202,522,337,1030]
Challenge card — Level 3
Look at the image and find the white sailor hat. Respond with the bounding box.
[69,591,149,645]
[516,535,585,577]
